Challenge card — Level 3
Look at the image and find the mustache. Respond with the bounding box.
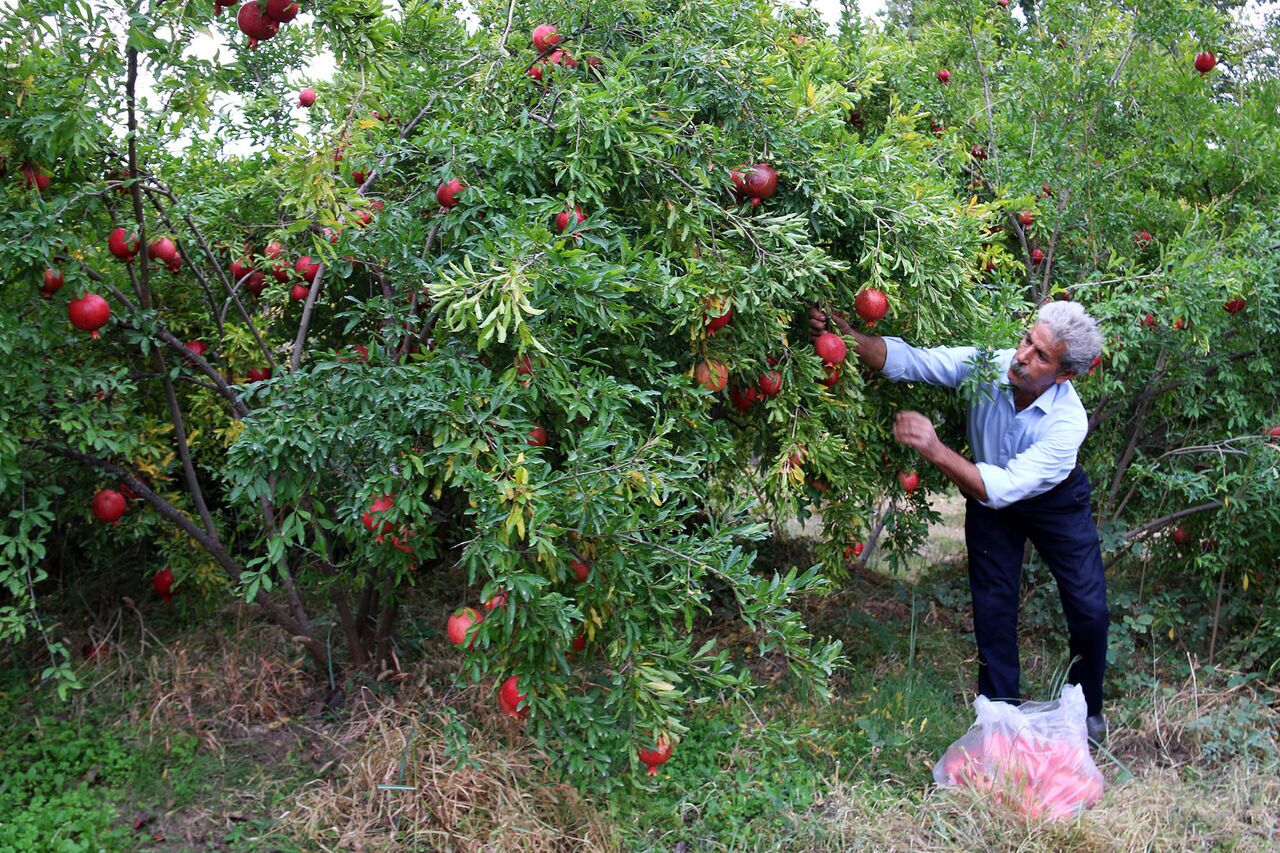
[1011,361,1029,378]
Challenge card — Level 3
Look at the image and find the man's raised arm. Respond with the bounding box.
[807,305,886,371]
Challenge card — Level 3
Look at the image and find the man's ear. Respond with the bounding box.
[1055,369,1077,385]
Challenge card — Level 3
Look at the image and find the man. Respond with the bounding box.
[808,301,1110,742]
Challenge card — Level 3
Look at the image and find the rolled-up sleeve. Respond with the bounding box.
[974,410,1087,509]
[881,338,982,389]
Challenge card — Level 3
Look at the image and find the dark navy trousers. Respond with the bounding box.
[964,466,1109,716]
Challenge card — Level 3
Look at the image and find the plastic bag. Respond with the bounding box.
[933,684,1105,821]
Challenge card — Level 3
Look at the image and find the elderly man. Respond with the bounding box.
[809,301,1109,742]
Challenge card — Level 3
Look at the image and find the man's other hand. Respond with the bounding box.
[807,305,854,341]
[893,411,941,458]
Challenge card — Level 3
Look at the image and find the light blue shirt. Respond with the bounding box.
[880,337,1088,510]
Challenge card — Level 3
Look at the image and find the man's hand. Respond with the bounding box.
[807,305,854,342]
[893,411,942,459]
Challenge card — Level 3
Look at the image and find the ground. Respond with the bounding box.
[2,493,1277,851]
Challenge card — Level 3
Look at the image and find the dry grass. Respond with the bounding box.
[271,675,619,852]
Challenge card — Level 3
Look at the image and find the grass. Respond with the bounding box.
[4,516,1278,852]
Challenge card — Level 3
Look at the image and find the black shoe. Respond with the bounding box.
[1086,713,1108,745]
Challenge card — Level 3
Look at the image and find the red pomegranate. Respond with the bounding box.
[68,293,110,338]
[446,607,482,647]
[91,488,126,523]
[265,0,298,22]
[855,288,889,325]
[148,237,179,264]
[245,271,267,297]
[152,566,174,604]
[637,734,673,776]
[297,88,316,107]
[705,301,733,333]
[1017,210,1034,228]
[1133,229,1153,247]
[1141,314,1158,329]
[295,256,320,282]
[498,675,529,719]
[970,143,988,160]
[546,49,578,70]
[527,63,545,82]
[436,178,466,209]
[815,332,846,366]
[569,559,591,583]
[571,630,587,652]
[936,68,951,85]
[757,371,783,397]
[1224,297,1246,315]
[186,340,207,358]
[819,364,840,387]
[246,367,272,382]
[1030,248,1045,264]
[20,162,50,192]
[555,206,586,233]
[729,384,758,413]
[237,1,279,41]
[1194,51,1216,75]
[730,163,778,206]
[898,470,920,492]
[843,542,864,559]
[288,283,308,301]
[484,590,508,612]
[41,268,64,298]
[108,227,139,261]
[1172,527,1192,547]
[531,24,560,52]
[528,424,549,447]
[694,359,728,392]
[1040,180,1053,198]
[362,494,395,539]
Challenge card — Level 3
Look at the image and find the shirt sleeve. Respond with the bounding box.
[974,410,1087,509]
[881,337,983,389]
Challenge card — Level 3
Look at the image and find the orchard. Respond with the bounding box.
[1,0,1278,835]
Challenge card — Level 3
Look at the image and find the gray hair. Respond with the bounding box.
[1036,301,1103,375]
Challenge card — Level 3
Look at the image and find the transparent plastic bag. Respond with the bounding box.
[933,684,1105,821]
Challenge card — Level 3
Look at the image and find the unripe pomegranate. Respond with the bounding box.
[265,0,298,22]
[1194,51,1216,75]
[148,237,179,264]
[246,366,272,382]
[297,88,316,107]
[637,735,673,776]
[362,494,395,539]
[108,227,140,261]
[295,256,320,283]
[936,68,951,85]
[898,470,920,492]
[528,424,549,447]
[694,359,728,392]
[436,178,466,209]
[1017,210,1034,228]
[814,332,846,366]
[447,607,482,647]
[757,371,782,397]
[153,566,174,604]
[290,283,310,301]
[186,340,207,358]
[555,206,586,233]
[498,675,529,719]
[237,1,279,40]
[569,559,591,583]
[531,24,560,52]
[1030,248,1045,264]
[41,268,64,298]
[855,287,889,325]
[91,488,126,523]
[68,293,111,338]
[729,384,758,412]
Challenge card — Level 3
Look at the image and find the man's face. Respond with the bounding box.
[1009,321,1074,394]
